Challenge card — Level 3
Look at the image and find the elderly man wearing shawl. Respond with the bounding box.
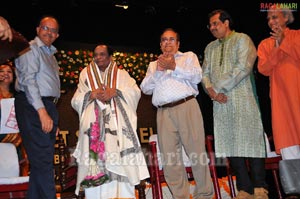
[71,44,149,199]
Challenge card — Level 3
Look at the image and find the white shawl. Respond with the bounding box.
[71,62,149,195]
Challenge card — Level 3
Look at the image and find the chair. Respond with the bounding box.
[55,134,84,199]
[0,134,29,199]
[205,135,236,198]
[264,135,283,199]
[148,134,222,199]
[135,181,147,199]
[224,135,283,199]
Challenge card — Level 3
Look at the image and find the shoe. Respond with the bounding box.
[234,190,254,199]
[254,188,268,199]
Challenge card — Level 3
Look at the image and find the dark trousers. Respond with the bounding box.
[228,157,268,194]
[15,92,58,199]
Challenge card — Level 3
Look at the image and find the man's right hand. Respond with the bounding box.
[38,107,53,133]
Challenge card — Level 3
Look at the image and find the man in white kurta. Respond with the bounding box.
[71,44,149,199]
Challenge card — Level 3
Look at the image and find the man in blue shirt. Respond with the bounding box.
[14,16,60,199]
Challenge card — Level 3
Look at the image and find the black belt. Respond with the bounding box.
[42,96,59,105]
[158,95,194,108]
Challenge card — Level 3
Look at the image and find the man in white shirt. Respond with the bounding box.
[140,28,214,199]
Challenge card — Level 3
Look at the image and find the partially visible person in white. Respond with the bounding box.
[0,16,12,42]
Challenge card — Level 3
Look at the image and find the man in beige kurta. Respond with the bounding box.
[257,7,300,159]
[202,9,268,199]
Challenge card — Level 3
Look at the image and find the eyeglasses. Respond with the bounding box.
[40,25,58,34]
[207,21,222,29]
[161,37,177,43]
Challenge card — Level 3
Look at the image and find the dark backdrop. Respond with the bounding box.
[2,0,299,144]
[3,0,300,53]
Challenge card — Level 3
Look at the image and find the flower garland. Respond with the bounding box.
[56,49,158,90]
[81,105,108,188]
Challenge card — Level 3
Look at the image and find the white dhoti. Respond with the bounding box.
[85,180,135,199]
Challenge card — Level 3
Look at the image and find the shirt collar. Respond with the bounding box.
[35,36,57,54]
[219,30,235,44]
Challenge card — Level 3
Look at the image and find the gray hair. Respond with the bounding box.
[282,9,294,24]
[269,5,294,25]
